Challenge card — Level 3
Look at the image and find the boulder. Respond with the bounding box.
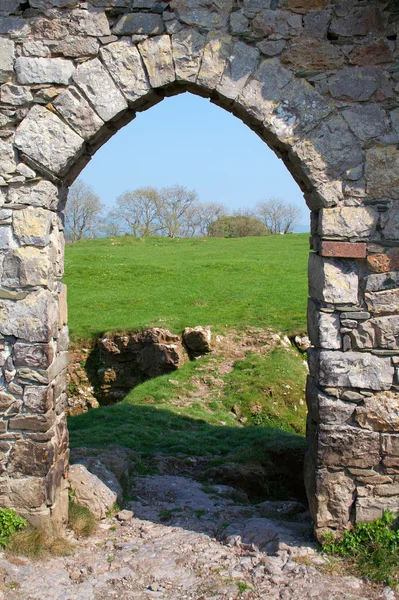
[183,326,212,354]
[68,463,117,519]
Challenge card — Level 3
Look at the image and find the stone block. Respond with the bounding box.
[282,37,343,71]
[296,115,362,177]
[308,253,359,305]
[15,57,75,85]
[9,411,55,432]
[365,271,399,293]
[69,8,111,37]
[7,180,60,210]
[69,463,117,519]
[100,39,150,106]
[268,77,332,144]
[2,247,51,288]
[10,477,46,510]
[170,0,233,29]
[0,226,16,250]
[73,58,128,122]
[15,105,84,177]
[24,386,53,413]
[365,146,399,200]
[351,316,399,350]
[13,208,52,247]
[367,254,399,274]
[307,379,355,425]
[217,41,259,101]
[0,392,17,411]
[8,439,54,476]
[53,87,104,141]
[0,84,33,106]
[172,29,206,82]
[252,9,302,38]
[138,35,175,88]
[307,300,341,349]
[236,57,292,122]
[318,350,394,390]
[50,37,100,58]
[112,13,164,35]
[14,342,55,369]
[318,207,379,240]
[329,6,382,38]
[317,425,380,469]
[354,392,399,432]
[0,289,58,342]
[197,32,232,90]
[329,67,380,102]
[320,241,366,259]
[356,497,399,523]
[0,139,17,175]
[313,469,356,531]
[365,289,399,315]
[342,105,388,142]
[381,202,399,240]
[0,38,15,72]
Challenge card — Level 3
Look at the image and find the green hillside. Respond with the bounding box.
[64,234,309,340]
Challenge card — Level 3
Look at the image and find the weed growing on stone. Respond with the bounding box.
[322,510,399,586]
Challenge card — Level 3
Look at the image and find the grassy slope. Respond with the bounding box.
[67,235,309,499]
[64,234,309,340]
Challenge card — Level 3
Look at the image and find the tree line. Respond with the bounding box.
[65,179,302,243]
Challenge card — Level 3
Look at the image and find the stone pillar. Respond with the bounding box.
[0,182,69,535]
[306,207,399,540]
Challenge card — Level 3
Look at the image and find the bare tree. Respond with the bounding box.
[65,179,104,242]
[157,184,199,238]
[256,197,301,234]
[112,187,160,237]
[100,212,123,237]
[180,203,201,238]
[197,202,228,236]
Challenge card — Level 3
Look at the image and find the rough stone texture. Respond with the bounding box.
[320,241,366,259]
[1,0,399,541]
[14,105,84,176]
[365,146,399,200]
[68,463,117,519]
[172,29,206,82]
[318,351,394,391]
[0,37,15,73]
[100,39,150,106]
[183,326,212,354]
[112,13,164,35]
[13,207,52,247]
[15,57,75,85]
[318,207,379,239]
[307,300,341,350]
[308,253,358,305]
[53,87,104,141]
[138,35,175,88]
[0,290,58,342]
[95,328,188,402]
[365,289,399,315]
[72,58,128,122]
[217,41,259,100]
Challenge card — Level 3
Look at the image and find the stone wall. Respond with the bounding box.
[0,0,398,538]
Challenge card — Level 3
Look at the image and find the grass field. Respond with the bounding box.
[67,234,310,500]
[64,234,309,340]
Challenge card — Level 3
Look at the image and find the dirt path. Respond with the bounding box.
[1,473,396,600]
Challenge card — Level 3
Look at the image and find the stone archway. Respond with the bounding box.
[0,0,398,539]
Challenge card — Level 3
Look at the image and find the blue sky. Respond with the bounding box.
[81,92,310,232]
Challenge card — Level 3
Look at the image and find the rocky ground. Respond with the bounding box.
[0,467,397,600]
